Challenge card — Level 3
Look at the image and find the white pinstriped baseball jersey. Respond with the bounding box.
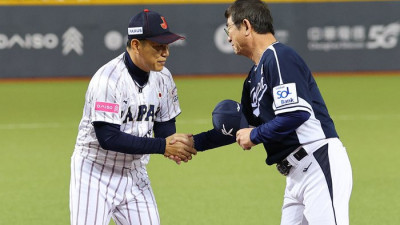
[74,52,181,168]
[70,52,180,225]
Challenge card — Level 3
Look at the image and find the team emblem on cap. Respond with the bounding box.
[160,17,168,29]
[221,124,233,136]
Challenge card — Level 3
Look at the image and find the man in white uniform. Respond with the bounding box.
[70,9,196,225]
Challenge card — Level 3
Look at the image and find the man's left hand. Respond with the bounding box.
[236,128,255,150]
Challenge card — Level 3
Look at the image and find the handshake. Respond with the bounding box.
[164,133,197,165]
[162,99,252,164]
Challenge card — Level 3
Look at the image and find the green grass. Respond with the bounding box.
[0,75,399,224]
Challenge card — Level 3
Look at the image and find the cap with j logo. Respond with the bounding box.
[127,9,185,44]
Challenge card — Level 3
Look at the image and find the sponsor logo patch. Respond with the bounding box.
[273,83,298,108]
[128,27,143,35]
[95,102,119,113]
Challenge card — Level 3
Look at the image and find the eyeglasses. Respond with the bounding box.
[224,23,235,36]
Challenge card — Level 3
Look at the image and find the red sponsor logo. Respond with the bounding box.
[95,102,119,113]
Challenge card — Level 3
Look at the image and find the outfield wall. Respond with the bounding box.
[0,1,399,78]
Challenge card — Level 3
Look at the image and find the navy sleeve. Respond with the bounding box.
[153,118,176,138]
[250,111,311,144]
[93,122,165,154]
[193,129,235,151]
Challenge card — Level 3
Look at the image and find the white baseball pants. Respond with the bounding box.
[280,138,353,225]
[70,153,160,225]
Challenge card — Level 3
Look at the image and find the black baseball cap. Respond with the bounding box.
[212,99,248,136]
[127,9,185,44]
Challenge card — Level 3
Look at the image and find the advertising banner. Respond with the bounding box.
[0,2,399,78]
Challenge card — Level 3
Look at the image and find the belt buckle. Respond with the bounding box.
[276,159,292,176]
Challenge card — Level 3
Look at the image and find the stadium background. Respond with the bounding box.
[0,0,399,225]
[1,0,399,78]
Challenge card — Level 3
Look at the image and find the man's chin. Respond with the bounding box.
[153,67,164,72]
[234,50,242,56]
[233,48,241,55]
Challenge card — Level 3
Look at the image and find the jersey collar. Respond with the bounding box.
[123,51,150,87]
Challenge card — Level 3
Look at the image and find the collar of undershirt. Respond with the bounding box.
[123,51,149,87]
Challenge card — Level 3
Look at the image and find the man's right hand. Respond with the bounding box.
[165,133,197,164]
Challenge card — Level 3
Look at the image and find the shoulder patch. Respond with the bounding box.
[170,87,179,103]
[273,83,298,108]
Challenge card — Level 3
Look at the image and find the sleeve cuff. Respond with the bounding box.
[155,138,167,154]
[250,127,261,145]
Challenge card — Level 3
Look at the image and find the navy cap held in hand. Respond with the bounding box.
[212,99,249,136]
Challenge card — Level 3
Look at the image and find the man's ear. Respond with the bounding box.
[242,19,252,36]
[130,39,141,53]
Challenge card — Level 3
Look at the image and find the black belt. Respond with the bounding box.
[276,148,308,176]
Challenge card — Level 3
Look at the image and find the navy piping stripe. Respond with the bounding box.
[313,143,338,225]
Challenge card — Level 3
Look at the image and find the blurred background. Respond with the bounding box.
[1,0,399,225]
[1,0,399,78]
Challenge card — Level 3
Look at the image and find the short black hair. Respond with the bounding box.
[225,0,274,35]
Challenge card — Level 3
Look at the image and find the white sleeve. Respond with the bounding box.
[155,68,181,122]
[88,65,122,125]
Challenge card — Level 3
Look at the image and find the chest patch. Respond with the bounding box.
[273,83,298,108]
[95,102,119,114]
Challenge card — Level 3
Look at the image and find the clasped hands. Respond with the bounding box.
[164,128,256,165]
[165,133,196,165]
